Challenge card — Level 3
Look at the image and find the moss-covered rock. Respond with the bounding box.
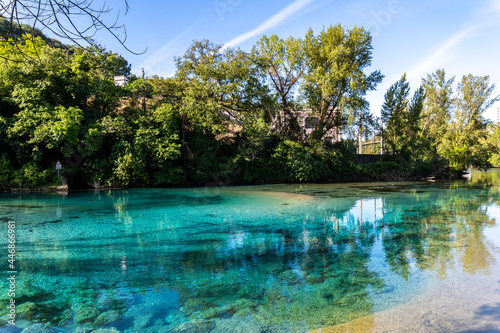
[172,319,217,333]
[197,305,236,320]
[226,299,257,312]
[305,273,325,284]
[233,307,256,317]
[74,304,99,323]
[180,299,215,317]
[211,317,267,333]
[17,302,38,317]
[94,310,120,326]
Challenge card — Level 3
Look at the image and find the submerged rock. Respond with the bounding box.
[21,323,51,333]
[226,299,258,312]
[211,317,267,333]
[17,302,38,317]
[197,305,237,320]
[305,273,324,284]
[71,328,90,333]
[140,319,170,333]
[94,310,120,326]
[74,304,99,323]
[233,307,256,317]
[92,328,121,333]
[180,299,215,317]
[172,319,217,333]
[132,312,154,331]
[165,311,186,326]
[96,290,133,312]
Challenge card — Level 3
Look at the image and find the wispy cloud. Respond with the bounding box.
[136,19,204,76]
[222,0,316,50]
[488,0,500,15]
[406,25,478,83]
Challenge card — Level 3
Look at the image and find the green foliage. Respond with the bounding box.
[421,69,454,155]
[12,162,54,187]
[183,127,229,184]
[272,141,328,182]
[254,34,305,140]
[175,40,269,135]
[0,155,14,189]
[359,161,399,179]
[303,24,383,143]
[381,74,425,158]
[7,105,84,163]
[87,104,182,187]
[437,74,499,172]
[488,125,500,166]
[0,17,66,49]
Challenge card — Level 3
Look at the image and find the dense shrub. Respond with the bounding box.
[271,141,329,182]
[359,161,399,179]
[12,162,55,187]
[0,155,14,189]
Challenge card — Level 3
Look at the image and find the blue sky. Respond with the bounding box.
[91,0,500,120]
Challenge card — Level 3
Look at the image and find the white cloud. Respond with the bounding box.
[222,0,316,50]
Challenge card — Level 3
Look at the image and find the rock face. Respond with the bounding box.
[56,184,69,192]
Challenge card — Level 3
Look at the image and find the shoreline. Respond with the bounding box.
[3,175,463,194]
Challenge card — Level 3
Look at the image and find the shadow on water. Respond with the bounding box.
[472,301,500,321]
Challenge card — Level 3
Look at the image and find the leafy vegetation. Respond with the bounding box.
[380,70,499,175]
[0,25,498,190]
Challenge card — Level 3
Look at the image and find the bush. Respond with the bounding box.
[270,141,331,182]
[12,162,54,187]
[312,143,358,181]
[0,155,14,189]
[359,161,399,179]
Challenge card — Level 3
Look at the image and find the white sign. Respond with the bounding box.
[56,161,62,170]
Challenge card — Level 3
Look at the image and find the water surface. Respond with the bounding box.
[1,171,500,332]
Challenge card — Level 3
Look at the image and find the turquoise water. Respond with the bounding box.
[1,172,500,332]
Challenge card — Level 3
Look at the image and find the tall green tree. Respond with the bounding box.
[381,74,425,157]
[254,34,306,141]
[438,74,499,172]
[421,69,454,154]
[175,39,270,134]
[302,24,383,143]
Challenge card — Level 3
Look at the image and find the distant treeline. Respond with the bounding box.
[0,17,67,50]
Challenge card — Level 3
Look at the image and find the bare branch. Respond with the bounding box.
[0,0,145,57]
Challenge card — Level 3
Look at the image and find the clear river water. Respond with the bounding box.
[1,170,500,332]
